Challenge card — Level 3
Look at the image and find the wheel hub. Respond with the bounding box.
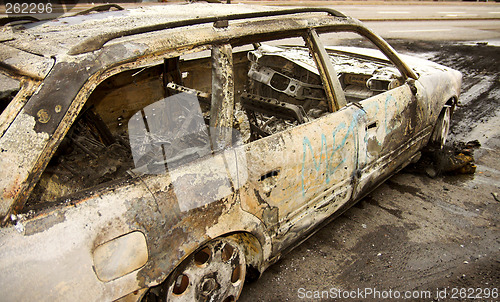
[199,276,219,297]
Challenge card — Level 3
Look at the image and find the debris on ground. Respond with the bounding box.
[492,192,500,202]
[434,140,480,175]
[406,140,481,178]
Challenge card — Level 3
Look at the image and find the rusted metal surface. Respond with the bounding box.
[154,236,246,301]
[67,7,345,55]
[0,78,39,138]
[210,44,234,151]
[0,44,53,80]
[0,4,462,301]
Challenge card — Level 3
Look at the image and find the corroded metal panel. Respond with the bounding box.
[210,44,234,151]
[0,112,50,216]
[0,178,156,301]
[239,104,360,252]
[0,44,53,79]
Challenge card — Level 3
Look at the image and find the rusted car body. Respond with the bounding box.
[0,4,461,301]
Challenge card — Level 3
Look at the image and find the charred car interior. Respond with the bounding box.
[0,4,461,302]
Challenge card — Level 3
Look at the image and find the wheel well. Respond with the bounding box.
[225,232,264,282]
[141,232,263,301]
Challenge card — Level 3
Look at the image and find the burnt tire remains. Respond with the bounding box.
[429,106,451,150]
[150,237,246,302]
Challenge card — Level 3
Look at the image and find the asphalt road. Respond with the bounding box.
[364,19,500,42]
[318,3,500,21]
[336,3,500,43]
[246,1,500,42]
[235,1,500,19]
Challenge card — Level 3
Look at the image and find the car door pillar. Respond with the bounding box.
[210,43,234,151]
[306,29,347,112]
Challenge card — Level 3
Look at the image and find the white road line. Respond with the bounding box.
[389,29,452,33]
[378,11,410,14]
[438,11,478,17]
[488,12,500,14]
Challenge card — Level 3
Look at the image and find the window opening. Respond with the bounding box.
[319,31,403,104]
[234,37,329,141]
[25,47,233,209]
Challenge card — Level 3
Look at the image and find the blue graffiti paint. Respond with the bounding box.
[301,109,365,196]
[300,93,402,196]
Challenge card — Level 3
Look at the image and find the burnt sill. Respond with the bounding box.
[22,174,134,216]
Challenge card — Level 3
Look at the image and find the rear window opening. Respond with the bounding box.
[25,52,215,211]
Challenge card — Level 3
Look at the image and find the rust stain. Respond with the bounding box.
[37,109,50,124]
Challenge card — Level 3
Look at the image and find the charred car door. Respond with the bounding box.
[316,29,426,201]
[355,78,427,198]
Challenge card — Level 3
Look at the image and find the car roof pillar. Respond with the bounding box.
[307,29,347,112]
[210,43,234,151]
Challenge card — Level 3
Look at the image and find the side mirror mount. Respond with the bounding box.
[406,78,418,95]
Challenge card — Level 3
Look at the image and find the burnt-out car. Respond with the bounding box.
[0,3,461,301]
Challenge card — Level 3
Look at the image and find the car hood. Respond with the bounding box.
[325,46,457,76]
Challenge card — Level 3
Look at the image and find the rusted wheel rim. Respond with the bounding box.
[438,107,451,149]
[166,237,246,302]
[430,106,451,150]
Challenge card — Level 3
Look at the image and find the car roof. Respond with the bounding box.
[0,4,273,55]
[0,4,349,78]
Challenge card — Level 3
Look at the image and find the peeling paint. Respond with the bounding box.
[0,113,49,216]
